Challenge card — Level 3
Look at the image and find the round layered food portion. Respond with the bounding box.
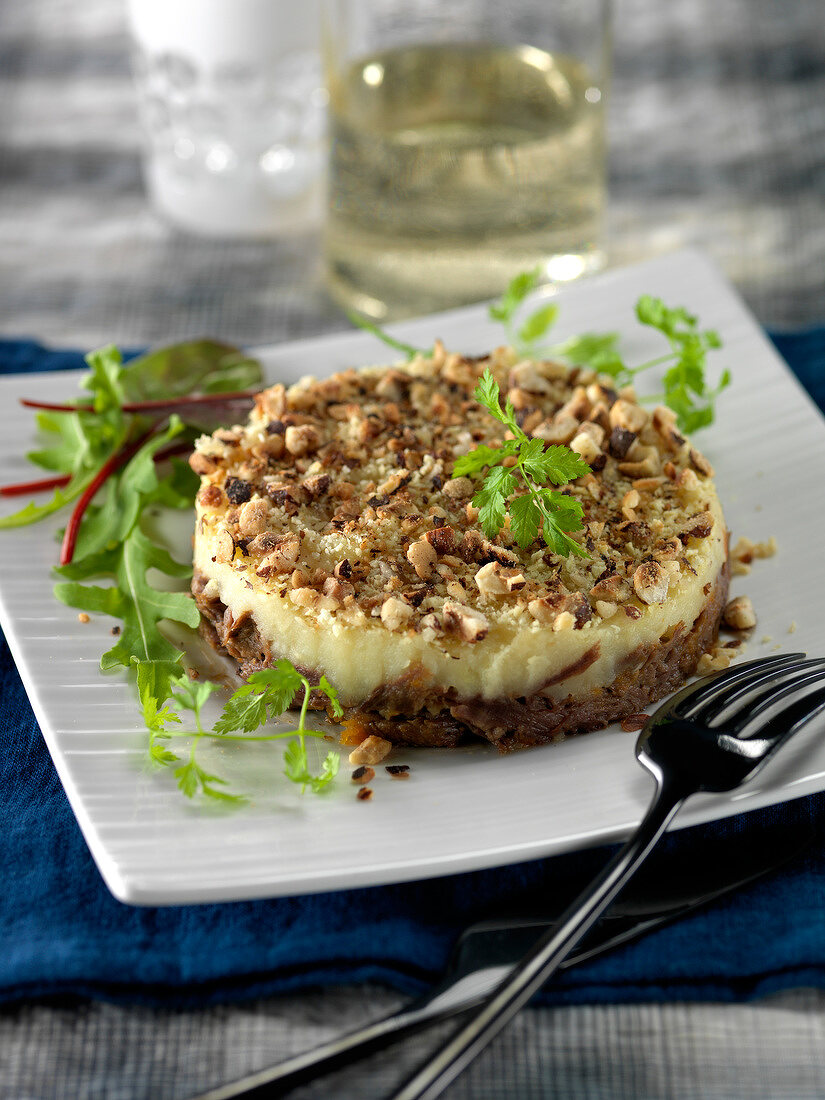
[190,343,728,750]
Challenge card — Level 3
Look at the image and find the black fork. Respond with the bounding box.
[392,653,825,1100]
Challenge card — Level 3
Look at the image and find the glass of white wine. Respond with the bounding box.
[322,0,611,321]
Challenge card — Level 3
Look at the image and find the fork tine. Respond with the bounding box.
[723,667,825,735]
[675,652,807,718]
[731,682,825,754]
[688,658,825,725]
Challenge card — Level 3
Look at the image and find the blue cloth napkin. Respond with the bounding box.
[1,330,824,1009]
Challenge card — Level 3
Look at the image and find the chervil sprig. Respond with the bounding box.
[570,296,729,433]
[346,311,433,361]
[217,663,342,794]
[143,660,344,803]
[454,370,590,557]
[486,275,729,433]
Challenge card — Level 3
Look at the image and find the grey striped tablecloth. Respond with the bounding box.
[2,0,825,1097]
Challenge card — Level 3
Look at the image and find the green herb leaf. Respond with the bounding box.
[548,332,620,368]
[214,661,304,735]
[53,525,200,670]
[83,345,126,414]
[119,340,263,402]
[488,268,542,325]
[508,493,542,548]
[310,751,340,793]
[346,311,431,361]
[521,441,590,486]
[317,674,344,719]
[633,295,730,431]
[458,368,589,557]
[452,442,515,479]
[473,466,517,540]
[283,739,309,786]
[517,302,559,347]
[174,757,246,804]
[135,658,183,733]
[169,672,220,727]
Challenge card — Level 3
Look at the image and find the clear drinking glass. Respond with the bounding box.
[323,0,610,320]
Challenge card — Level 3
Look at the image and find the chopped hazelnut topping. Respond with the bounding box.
[237,498,269,538]
[569,430,603,466]
[189,452,218,476]
[256,532,300,576]
[509,361,554,394]
[214,529,236,563]
[284,424,320,456]
[723,595,756,631]
[406,538,437,579]
[532,415,580,445]
[632,561,669,605]
[380,596,414,631]
[386,764,411,779]
[679,511,714,541]
[609,399,648,434]
[474,561,509,597]
[443,601,489,642]
[198,484,223,509]
[442,476,473,499]
[698,650,732,674]
[192,343,727,667]
[349,735,393,766]
[621,489,640,521]
[689,448,714,477]
[289,587,318,608]
[351,765,375,785]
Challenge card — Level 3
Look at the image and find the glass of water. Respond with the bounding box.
[323,0,610,320]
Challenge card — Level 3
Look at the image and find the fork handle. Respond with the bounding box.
[390,775,690,1100]
[188,998,470,1100]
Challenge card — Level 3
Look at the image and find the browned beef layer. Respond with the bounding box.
[192,562,729,751]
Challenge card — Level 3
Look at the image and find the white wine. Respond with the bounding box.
[325,43,606,320]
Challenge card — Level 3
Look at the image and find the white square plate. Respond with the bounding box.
[2,249,824,906]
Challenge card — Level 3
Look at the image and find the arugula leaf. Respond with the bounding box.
[71,417,189,560]
[0,477,90,530]
[53,525,200,670]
